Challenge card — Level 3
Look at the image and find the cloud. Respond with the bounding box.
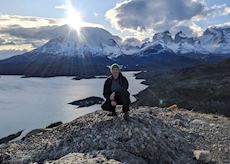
[0,24,74,56]
[0,25,69,40]
[0,14,64,54]
[106,0,230,36]
[0,38,5,45]
[94,12,99,17]
[193,4,230,21]
[0,38,16,45]
[0,14,62,28]
[0,14,106,42]
[208,21,230,28]
[0,2,109,59]
[0,13,107,58]
[123,37,142,46]
[171,21,203,36]
[55,4,67,9]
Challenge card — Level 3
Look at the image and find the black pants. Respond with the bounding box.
[101,90,130,113]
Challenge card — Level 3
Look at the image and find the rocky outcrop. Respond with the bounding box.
[0,130,24,145]
[0,106,229,163]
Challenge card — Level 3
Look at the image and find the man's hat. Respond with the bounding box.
[108,63,122,71]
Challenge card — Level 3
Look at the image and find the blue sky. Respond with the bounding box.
[0,0,122,18]
[0,0,229,35]
[0,0,124,35]
[198,0,230,26]
[0,0,229,58]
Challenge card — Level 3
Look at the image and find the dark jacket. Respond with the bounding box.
[103,73,130,100]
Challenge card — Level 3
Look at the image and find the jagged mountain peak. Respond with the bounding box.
[137,25,230,56]
[203,26,230,35]
[176,31,186,37]
[174,31,188,43]
[152,30,173,44]
[201,26,230,44]
[198,26,230,54]
[25,24,230,58]
[2,25,230,61]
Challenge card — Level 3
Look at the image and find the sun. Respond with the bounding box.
[64,1,83,33]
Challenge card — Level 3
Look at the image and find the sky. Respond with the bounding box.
[0,0,229,59]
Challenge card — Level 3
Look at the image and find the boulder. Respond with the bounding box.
[193,150,212,163]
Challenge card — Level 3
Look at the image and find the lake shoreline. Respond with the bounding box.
[0,71,147,140]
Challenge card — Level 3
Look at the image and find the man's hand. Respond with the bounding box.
[110,92,115,101]
[111,100,117,107]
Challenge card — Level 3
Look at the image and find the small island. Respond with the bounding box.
[72,75,107,80]
[68,96,104,108]
[72,76,95,80]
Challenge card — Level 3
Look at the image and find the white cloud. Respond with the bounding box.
[224,6,230,14]
[0,14,64,53]
[171,21,203,36]
[208,21,230,28]
[0,14,106,57]
[0,14,63,28]
[55,4,67,9]
[106,0,230,36]
[94,12,99,17]
[122,36,142,46]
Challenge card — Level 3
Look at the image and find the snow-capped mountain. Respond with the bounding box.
[0,25,229,77]
[153,31,174,44]
[24,25,230,59]
[32,25,123,59]
[139,26,230,56]
[199,27,230,54]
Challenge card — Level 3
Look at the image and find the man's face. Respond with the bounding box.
[112,68,120,79]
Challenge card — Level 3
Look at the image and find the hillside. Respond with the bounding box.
[134,58,230,117]
[0,106,229,163]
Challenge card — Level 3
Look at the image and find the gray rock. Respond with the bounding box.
[23,128,51,139]
[173,113,184,120]
[190,119,206,125]
[172,113,189,127]
[172,119,188,127]
[0,108,197,163]
[45,153,121,164]
[193,150,212,163]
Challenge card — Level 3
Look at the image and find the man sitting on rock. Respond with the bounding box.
[101,63,131,121]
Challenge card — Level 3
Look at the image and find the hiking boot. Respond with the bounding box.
[123,112,130,121]
[108,111,117,117]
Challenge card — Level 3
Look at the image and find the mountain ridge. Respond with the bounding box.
[0,25,229,77]
[2,25,229,59]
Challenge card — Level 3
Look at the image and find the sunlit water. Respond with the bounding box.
[0,72,147,138]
